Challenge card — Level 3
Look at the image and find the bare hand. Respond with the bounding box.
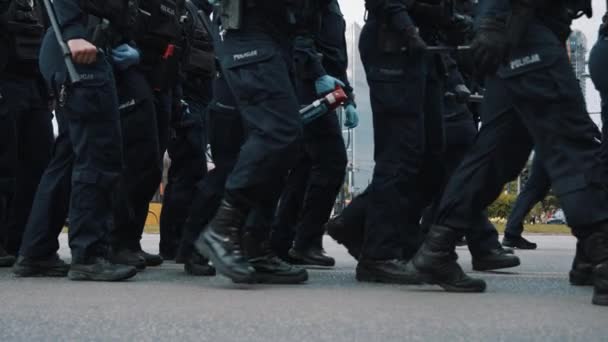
[67,39,97,64]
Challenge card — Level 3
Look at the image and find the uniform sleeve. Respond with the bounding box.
[317,4,353,95]
[366,0,414,32]
[53,0,88,41]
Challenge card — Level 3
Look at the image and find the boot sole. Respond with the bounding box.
[184,263,217,277]
[415,272,487,293]
[592,293,608,306]
[67,268,138,282]
[0,258,16,267]
[502,242,537,250]
[195,236,255,284]
[413,266,487,293]
[355,268,422,285]
[255,271,309,284]
[13,266,69,278]
[569,270,594,286]
[287,252,336,268]
[472,258,521,272]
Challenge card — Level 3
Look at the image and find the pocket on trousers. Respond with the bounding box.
[65,83,114,121]
[220,45,282,105]
[366,66,420,115]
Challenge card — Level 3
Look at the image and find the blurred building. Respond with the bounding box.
[568,30,588,97]
[344,22,374,195]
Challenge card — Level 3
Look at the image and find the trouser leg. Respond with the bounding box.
[504,156,551,237]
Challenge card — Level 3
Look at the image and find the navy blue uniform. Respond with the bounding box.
[272,0,348,256]
[589,21,608,163]
[178,72,242,260]
[435,2,608,240]
[159,1,214,258]
[111,0,184,254]
[354,0,445,261]
[0,0,53,256]
[20,1,123,262]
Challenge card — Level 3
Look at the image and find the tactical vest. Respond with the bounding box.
[1,0,45,64]
[136,0,185,52]
[182,0,215,78]
[80,0,140,35]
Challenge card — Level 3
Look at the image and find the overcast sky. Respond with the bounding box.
[339,0,607,116]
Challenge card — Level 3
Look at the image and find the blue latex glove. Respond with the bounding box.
[344,103,359,129]
[111,44,140,70]
[315,75,345,96]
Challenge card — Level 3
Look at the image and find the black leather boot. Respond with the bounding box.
[412,225,486,292]
[569,241,594,286]
[68,257,137,282]
[243,233,308,284]
[0,244,15,267]
[325,215,362,260]
[582,226,608,306]
[472,247,521,271]
[137,250,163,267]
[356,259,421,284]
[13,253,69,277]
[184,252,216,277]
[109,248,146,271]
[288,246,335,267]
[194,199,255,284]
[502,235,537,250]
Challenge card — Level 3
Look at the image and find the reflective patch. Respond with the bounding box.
[118,99,136,110]
[160,4,176,16]
[233,50,259,62]
[377,68,405,77]
[79,73,96,81]
[509,54,541,70]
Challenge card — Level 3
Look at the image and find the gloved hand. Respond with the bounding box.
[471,18,508,76]
[111,43,140,70]
[344,103,359,129]
[315,75,345,96]
[453,84,471,103]
[404,26,427,55]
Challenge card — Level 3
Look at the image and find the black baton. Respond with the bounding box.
[42,0,81,84]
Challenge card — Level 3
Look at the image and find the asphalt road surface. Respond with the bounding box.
[1,234,606,342]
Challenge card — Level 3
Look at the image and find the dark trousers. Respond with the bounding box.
[218,30,302,207]
[0,74,53,254]
[272,111,347,253]
[20,44,122,262]
[160,98,208,257]
[357,20,442,260]
[271,156,311,256]
[111,68,167,251]
[436,24,608,234]
[178,75,243,259]
[504,156,551,237]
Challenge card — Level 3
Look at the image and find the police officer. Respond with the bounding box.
[335,0,460,284]
[13,0,138,281]
[0,0,53,266]
[191,0,340,284]
[409,0,608,306]
[110,0,186,268]
[174,11,302,281]
[589,11,608,187]
[270,0,356,267]
[159,0,214,260]
[503,155,548,249]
